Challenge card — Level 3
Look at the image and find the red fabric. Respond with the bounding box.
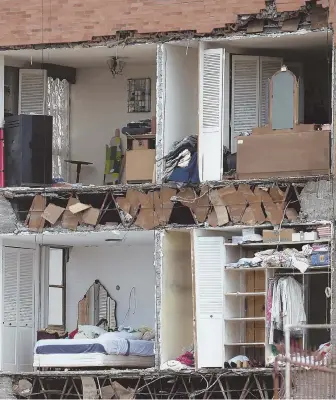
[0,128,4,188]
[69,328,78,339]
[176,351,194,367]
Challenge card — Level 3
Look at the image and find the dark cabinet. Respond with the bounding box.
[4,115,53,187]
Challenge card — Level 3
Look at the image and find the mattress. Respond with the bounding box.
[35,336,154,357]
[33,353,155,368]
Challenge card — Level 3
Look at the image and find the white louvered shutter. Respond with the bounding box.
[231,55,259,153]
[19,69,47,114]
[199,48,224,182]
[260,57,282,126]
[17,249,35,372]
[194,236,224,368]
[2,247,35,372]
[2,248,18,372]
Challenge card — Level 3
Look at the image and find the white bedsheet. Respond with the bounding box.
[35,335,154,357]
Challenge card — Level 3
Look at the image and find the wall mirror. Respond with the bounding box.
[77,279,117,331]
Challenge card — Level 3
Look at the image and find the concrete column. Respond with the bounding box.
[155,44,165,184]
[0,56,4,188]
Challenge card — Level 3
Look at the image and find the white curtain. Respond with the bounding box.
[47,78,70,181]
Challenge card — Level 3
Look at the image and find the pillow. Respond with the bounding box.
[76,325,107,339]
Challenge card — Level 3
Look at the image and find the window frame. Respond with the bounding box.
[47,247,67,331]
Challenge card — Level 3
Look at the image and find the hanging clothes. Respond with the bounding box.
[269,276,306,344]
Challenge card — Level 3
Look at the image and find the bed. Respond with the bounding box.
[34,335,155,368]
[34,279,155,369]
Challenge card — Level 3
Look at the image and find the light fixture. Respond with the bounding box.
[107,56,125,77]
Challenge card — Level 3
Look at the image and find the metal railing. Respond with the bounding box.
[279,324,336,399]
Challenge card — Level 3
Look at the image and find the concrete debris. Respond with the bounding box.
[12,379,32,398]
[0,195,17,233]
[299,180,333,221]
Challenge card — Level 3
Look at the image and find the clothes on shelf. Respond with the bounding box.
[267,276,306,344]
[256,246,312,273]
[226,256,263,269]
[226,244,326,272]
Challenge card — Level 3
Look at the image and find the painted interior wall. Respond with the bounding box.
[163,44,199,155]
[70,63,156,185]
[66,242,155,332]
[160,231,193,364]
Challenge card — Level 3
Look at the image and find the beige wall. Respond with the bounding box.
[161,231,193,364]
[70,63,156,185]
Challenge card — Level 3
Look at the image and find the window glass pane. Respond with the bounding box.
[49,248,63,285]
[48,287,63,326]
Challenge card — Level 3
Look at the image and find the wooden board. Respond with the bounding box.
[62,197,81,230]
[27,195,47,232]
[69,202,91,214]
[42,203,65,225]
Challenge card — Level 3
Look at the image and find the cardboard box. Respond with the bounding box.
[252,124,316,135]
[237,131,330,179]
[262,228,295,242]
[125,149,155,182]
[132,139,149,150]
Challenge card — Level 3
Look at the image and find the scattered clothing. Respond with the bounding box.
[163,135,199,185]
[176,351,194,367]
[161,348,195,371]
[161,360,191,371]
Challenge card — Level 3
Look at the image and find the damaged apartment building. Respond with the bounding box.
[0,0,333,399]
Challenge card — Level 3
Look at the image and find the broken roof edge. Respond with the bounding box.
[3,366,274,378]
[2,174,330,198]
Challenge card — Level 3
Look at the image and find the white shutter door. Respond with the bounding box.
[2,247,35,372]
[231,55,259,153]
[19,69,47,114]
[260,57,282,126]
[2,248,18,372]
[194,236,224,368]
[17,249,35,372]
[199,48,224,182]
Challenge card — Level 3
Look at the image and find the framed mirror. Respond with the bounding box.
[78,279,117,331]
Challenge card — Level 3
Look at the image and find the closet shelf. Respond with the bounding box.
[224,292,266,297]
[223,265,329,271]
[226,239,330,248]
[225,342,265,346]
[224,266,266,271]
[225,317,266,322]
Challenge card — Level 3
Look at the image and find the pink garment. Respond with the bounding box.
[266,280,274,326]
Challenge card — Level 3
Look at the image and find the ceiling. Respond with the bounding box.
[1,230,155,247]
[3,43,157,68]
[210,30,331,52]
